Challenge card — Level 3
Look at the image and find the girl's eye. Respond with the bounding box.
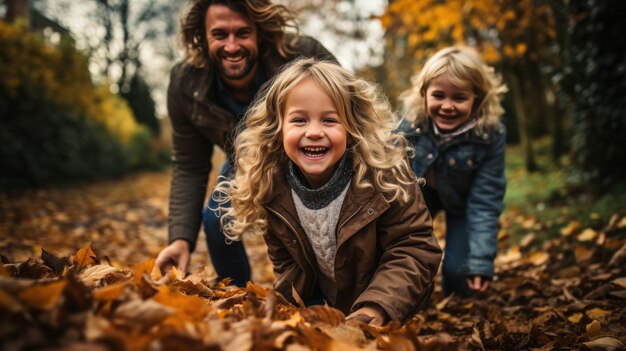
[290,117,306,124]
[454,96,468,101]
[323,118,339,125]
[431,93,444,99]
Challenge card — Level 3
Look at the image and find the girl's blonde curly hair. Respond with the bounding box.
[400,46,508,132]
[216,58,416,240]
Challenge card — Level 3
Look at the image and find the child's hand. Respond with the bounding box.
[155,240,190,275]
[346,304,387,326]
[466,275,490,293]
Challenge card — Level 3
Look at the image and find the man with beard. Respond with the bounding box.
[155,0,336,286]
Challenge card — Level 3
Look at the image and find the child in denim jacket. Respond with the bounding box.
[401,46,507,296]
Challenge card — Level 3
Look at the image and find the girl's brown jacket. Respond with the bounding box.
[264,173,443,322]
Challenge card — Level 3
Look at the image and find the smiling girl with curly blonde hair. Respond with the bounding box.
[216,58,442,325]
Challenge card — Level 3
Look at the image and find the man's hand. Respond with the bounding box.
[346,304,387,326]
[466,275,490,293]
[155,240,191,275]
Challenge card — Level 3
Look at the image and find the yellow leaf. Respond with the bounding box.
[515,43,528,56]
[18,280,67,310]
[586,320,601,338]
[167,266,184,281]
[134,258,155,285]
[618,217,626,228]
[74,244,96,271]
[528,251,549,266]
[561,221,581,237]
[93,282,128,301]
[586,308,610,320]
[577,228,597,242]
[496,245,522,264]
[567,312,583,323]
[153,286,210,322]
[497,229,509,240]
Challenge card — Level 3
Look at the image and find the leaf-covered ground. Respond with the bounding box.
[1,170,625,350]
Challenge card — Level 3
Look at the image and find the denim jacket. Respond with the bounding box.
[402,120,506,278]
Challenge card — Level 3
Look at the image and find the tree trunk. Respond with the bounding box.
[5,0,29,24]
[506,68,538,172]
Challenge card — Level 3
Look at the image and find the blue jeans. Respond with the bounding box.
[202,161,251,287]
[422,186,472,297]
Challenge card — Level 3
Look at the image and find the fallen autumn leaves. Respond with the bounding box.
[1,172,625,350]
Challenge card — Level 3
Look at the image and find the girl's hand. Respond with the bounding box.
[346,304,387,326]
[466,275,490,293]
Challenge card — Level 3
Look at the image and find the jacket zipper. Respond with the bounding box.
[267,207,318,300]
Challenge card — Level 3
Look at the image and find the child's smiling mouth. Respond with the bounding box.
[301,146,329,158]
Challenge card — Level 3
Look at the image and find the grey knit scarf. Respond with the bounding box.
[286,153,353,210]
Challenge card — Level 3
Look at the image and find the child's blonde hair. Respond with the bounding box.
[401,46,507,132]
[217,58,415,239]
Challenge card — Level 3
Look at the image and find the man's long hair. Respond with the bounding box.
[180,0,298,68]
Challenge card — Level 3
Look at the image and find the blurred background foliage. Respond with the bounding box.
[0,0,624,198]
[0,20,169,190]
[361,0,625,193]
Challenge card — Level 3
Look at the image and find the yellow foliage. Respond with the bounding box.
[0,22,145,145]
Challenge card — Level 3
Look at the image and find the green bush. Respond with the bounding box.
[0,22,167,191]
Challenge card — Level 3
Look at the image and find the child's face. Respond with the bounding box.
[425,73,476,132]
[281,78,348,189]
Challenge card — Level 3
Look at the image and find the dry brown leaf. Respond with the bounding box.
[435,293,454,310]
[575,245,594,263]
[302,305,345,326]
[582,337,626,351]
[319,324,369,349]
[79,264,118,288]
[608,243,626,268]
[608,290,626,299]
[246,281,271,299]
[113,298,174,327]
[469,325,486,351]
[18,279,67,310]
[292,285,305,308]
[74,244,97,271]
[519,233,536,249]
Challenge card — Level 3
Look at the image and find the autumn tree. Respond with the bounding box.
[34,0,180,135]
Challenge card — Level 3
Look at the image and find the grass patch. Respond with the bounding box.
[503,137,626,246]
